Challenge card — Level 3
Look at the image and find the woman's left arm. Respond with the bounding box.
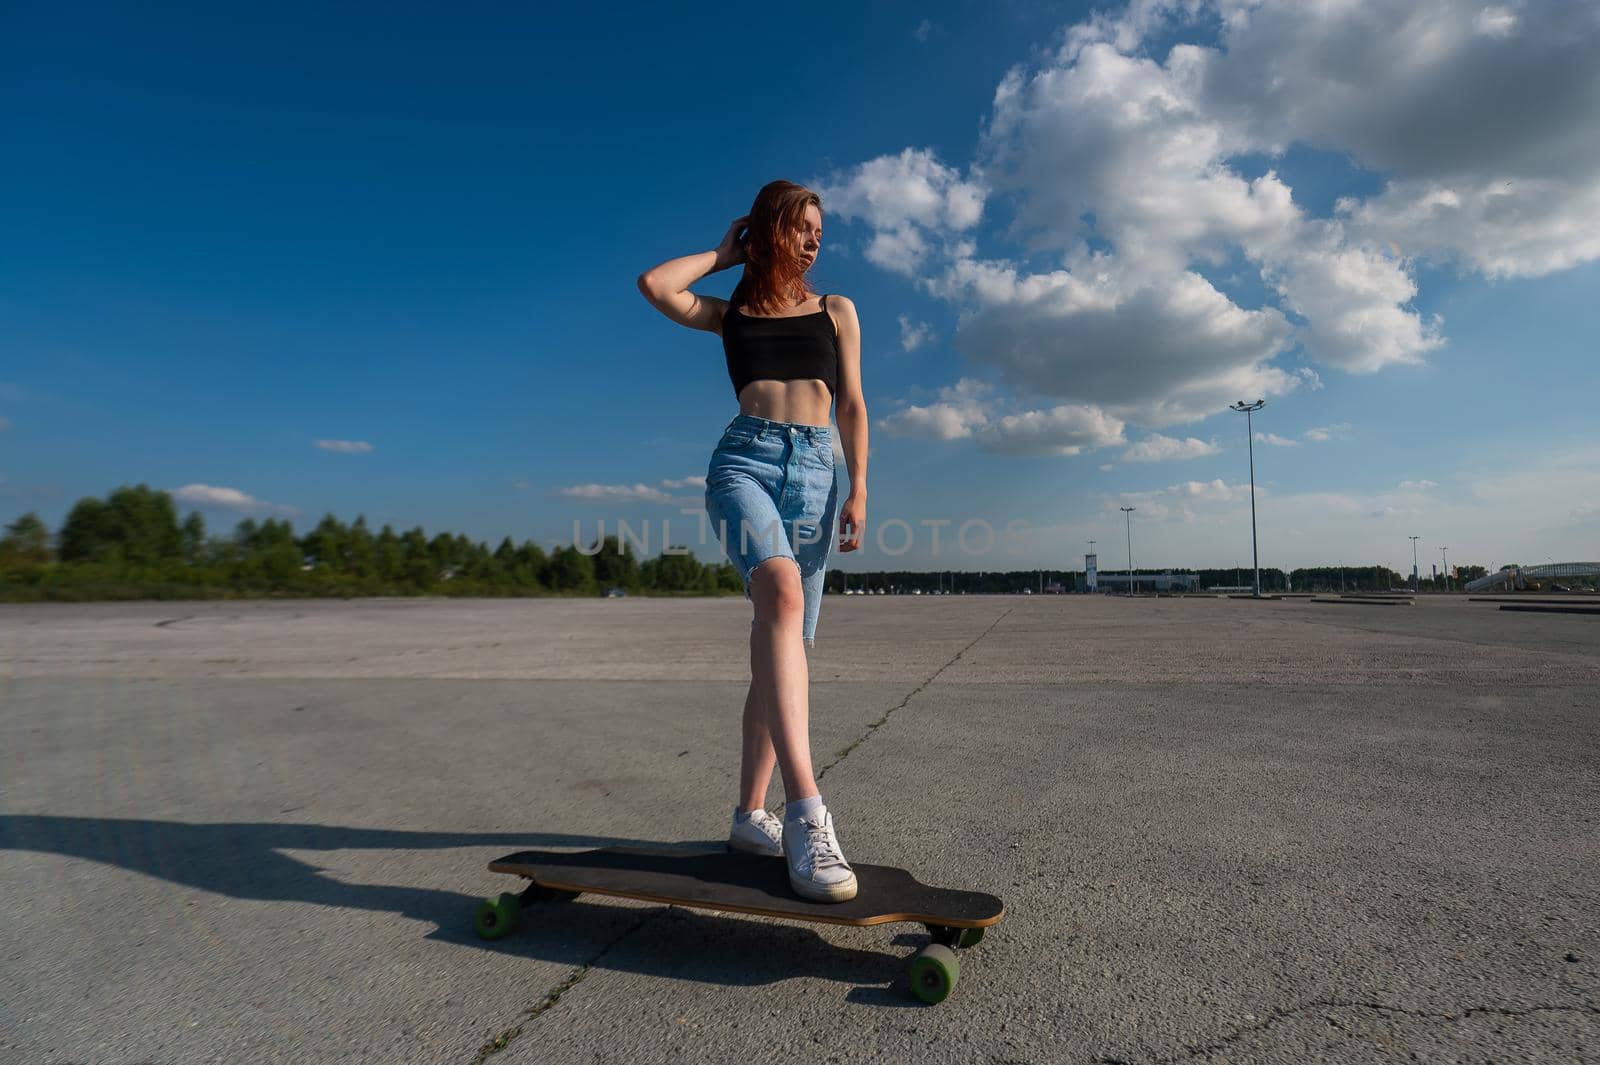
[831,296,867,553]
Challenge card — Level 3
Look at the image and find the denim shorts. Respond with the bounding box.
[704,413,839,648]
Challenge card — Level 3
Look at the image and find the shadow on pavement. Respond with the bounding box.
[1,815,922,996]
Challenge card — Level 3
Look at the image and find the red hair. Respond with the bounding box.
[730,180,822,316]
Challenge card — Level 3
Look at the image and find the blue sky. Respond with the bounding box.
[4,1,1598,576]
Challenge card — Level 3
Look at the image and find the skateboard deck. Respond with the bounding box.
[475,845,1005,1004]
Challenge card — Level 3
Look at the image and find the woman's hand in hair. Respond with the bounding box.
[713,215,750,271]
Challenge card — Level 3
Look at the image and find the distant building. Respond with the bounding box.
[1096,572,1199,593]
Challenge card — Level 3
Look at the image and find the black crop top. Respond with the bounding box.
[722,294,839,397]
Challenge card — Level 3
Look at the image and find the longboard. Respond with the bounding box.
[476,846,1005,1004]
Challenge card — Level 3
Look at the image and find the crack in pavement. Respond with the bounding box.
[1093,997,1600,1064]
[468,609,1013,1060]
[472,908,667,1063]
[817,607,1013,782]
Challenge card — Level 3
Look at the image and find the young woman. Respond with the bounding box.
[636,180,868,902]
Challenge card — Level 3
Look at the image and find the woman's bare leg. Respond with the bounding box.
[738,677,778,811]
[745,557,818,802]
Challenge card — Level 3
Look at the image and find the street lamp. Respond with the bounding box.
[1440,546,1450,592]
[1120,506,1136,598]
[1229,399,1266,597]
[1409,536,1420,592]
[1087,539,1096,596]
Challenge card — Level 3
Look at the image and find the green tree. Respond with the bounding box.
[106,484,183,565]
[233,518,260,552]
[0,512,52,566]
[347,516,377,578]
[373,524,404,581]
[402,527,436,586]
[493,536,518,567]
[233,514,302,582]
[547,544,596,591]
[591,533,640,589]
[519,540,551,588]
[647,547,703,591]
[58,497,111,563]
[57,485,183,566]
[180,512,207,565]
[304,513,350,573]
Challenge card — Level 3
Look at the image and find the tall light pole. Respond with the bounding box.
[1439,546,1450,592]
[1087,539,1096,596]
[1230,399,1266,598]
[1120,506,1136,598]
[1409,536,1420,592]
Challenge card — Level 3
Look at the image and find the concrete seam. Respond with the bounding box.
[817,607,1012,781]
[471,907,666,1063]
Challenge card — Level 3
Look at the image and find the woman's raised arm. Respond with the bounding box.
[636,215,747,334]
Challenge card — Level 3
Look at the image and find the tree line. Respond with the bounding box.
[1,484,1504,602]
[0,484,744,602]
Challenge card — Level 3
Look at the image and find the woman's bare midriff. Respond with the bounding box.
[735,378,832,427]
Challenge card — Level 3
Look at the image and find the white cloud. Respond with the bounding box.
[1201,0,1600,280]
[877,377,993,441]
[558,475,707,504]
[1167,478,1257,504]
[1340,177,1600,280]
[812,0,1600,437]
[1254,431,1298,447]
[557,483,673,504]
[913,18,937,42]
[984,403,1128,456]
[977,34,1443,380]
[878,378,1126,456]
[815,148,986,275]
[1473,6,1517,38]
[1121,433,1221,462]
[1110,477,1258,522]
[931,255,1302,425]
[898,314,935,351]
[1100,448,1600,567]
[1303,422,1352,442]
[314,439,374,454]
[171,483,300,518]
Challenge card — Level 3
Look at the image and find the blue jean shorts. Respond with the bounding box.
[704,413,839,647]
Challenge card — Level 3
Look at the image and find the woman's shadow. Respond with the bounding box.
[0,815,919,1004]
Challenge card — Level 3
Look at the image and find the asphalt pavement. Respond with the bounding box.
[2,594,1596,1064]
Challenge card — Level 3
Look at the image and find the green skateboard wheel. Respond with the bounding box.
[908,943,960,1004]
[959,926,986,947]
[475,891,521,940]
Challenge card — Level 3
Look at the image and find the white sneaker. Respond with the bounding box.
[727,808,784,857]
[782,807,858,902]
